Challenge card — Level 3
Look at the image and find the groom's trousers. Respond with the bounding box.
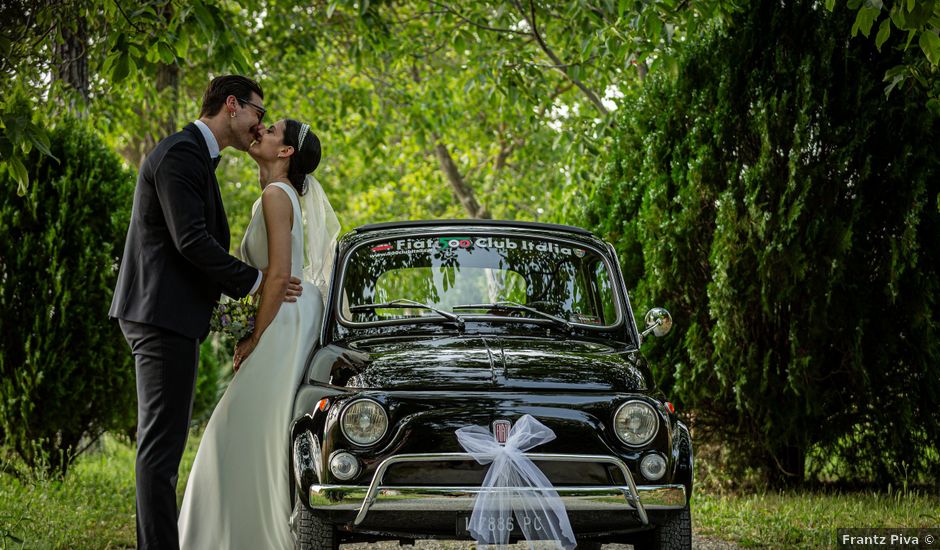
[120,319,200,550]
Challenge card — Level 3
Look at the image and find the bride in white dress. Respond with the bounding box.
[178,119,339,549]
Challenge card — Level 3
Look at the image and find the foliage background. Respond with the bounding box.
[0,107,137,476]
[0,0,938,488]
[583,0,940,486]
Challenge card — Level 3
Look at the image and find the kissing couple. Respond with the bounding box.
[109,74,340,549]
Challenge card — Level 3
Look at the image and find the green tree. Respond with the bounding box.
[833,0,940,114]
[289,0,728,228]
[272,0,735,225]
[192,336,232,426]
[0,0,256,190]
[585,0,940,486]
[3,0,737,226]
[0,105,137,476]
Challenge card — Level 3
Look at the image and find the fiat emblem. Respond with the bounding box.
[492,419,511,444]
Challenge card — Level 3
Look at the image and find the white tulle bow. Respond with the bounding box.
[455,414,576,549]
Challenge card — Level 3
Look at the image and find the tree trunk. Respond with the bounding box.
[138,3,179,165]
[143,62,180,156]
[636,59,649,82]
[433,141,490,219]
[120,61,179,169]
[515,0,609,117]
[117,0,180,168]
[54,16,89,115]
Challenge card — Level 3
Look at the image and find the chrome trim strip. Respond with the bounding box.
[309,483,687,511]
[307,453,684,526]
[358,453,649,525]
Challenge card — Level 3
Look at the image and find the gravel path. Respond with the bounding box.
[344,532,742,549]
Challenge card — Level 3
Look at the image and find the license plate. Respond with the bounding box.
[456,514,548,537]
[456,515,472,537]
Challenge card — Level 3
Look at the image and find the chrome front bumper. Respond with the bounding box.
[308,453,687,527]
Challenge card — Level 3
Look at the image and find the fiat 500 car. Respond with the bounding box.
[289,220,692,549]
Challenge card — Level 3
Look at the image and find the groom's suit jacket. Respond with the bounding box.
[109,123,258,340]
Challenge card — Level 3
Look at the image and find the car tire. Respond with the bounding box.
[633,506,691,550]
[294,499,339,550]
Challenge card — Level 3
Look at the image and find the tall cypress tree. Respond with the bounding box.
[0,106,137,476]
[586,0,939,486]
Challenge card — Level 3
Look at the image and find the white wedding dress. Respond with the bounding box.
[178,181,326,549]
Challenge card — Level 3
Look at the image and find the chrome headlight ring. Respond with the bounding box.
[613,399,660,448]
[340,398,389,447]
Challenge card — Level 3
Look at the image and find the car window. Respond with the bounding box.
[373,267,527,319]
[340,234,621,328]
[596,261,618,324]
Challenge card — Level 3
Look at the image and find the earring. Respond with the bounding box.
[230,112,236,118]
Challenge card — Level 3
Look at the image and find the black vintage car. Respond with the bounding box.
[289,220,692,549]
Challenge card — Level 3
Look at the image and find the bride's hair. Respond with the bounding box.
[283,119,321,195]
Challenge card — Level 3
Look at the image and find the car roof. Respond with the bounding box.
[350,219,595,237]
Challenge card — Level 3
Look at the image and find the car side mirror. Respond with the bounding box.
[640,308,673,341]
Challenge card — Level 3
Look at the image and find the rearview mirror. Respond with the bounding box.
[640,308,673,341]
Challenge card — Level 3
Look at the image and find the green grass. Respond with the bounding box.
[1,434,938,549]
[0,433,202,550]
[693,490,940,548]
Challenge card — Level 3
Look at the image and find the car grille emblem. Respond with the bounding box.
[492,419,511,444]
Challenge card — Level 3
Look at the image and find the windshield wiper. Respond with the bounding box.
[452,301,571,331]
[350,298,464,327]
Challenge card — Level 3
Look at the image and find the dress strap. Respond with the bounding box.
[266,181,302,222]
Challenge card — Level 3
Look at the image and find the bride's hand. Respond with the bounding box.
[233,335,259,372]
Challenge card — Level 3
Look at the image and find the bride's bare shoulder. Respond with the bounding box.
[261,183,295,228]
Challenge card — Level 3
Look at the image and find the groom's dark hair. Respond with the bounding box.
[199,75,264,118]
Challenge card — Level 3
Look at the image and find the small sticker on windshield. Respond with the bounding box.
[439,237,474,249]
[371,244,393,252]
[572,313,602,324]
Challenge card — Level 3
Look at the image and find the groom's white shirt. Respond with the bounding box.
[194,119,221,158]
[193,119,263,297]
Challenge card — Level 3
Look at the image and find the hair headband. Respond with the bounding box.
[297,123,310,151]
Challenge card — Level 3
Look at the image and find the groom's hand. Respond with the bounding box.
[286,275,303,302]
[257,269,303,302]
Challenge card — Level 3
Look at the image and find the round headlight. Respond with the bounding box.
[613,400,659,447]
[329,452,360,481]
[640,453,667,481]
[341,399,389,446]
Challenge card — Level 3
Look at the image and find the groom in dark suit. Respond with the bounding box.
[110,75,302,550]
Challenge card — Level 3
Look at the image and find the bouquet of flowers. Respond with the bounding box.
[209,295,258,342]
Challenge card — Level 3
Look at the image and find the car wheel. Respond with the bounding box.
[633,506,691,550]
[293,495,339,550]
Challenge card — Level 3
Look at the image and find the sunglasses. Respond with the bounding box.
[237,97,266,123]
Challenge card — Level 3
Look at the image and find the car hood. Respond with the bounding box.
[345,336,650,392]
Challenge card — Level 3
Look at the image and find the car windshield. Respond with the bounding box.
[339,233,620,328]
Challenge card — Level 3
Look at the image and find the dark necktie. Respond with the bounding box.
[212,155,222,169]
